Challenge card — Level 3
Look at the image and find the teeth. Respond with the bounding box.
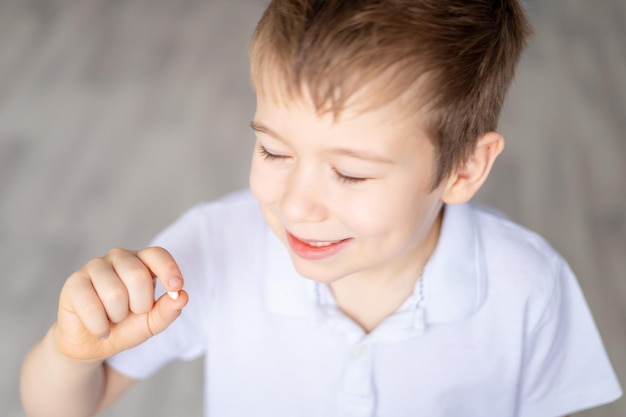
[307,241,336,247]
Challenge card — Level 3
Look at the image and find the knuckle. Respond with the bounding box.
[124,264,153,284]
[63,271,90,293]
[144,245,168,258]
[84,256,104,269]
[106,247,130,258]
[149,245,166,252]
[149,246,179,272]
[83,256,111,274]
[99,285,128,305]
[65,270,84,286]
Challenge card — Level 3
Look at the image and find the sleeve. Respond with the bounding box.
[518,257,622,417]
[106,204,213,379]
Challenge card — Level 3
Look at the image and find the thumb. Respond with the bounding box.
[146,290,189,336]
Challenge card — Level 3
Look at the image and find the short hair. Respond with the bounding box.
[250,0,532,187]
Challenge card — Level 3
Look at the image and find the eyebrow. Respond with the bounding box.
[250,121,395,164]
[250,121,282,140]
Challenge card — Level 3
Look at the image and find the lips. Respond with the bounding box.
[286,232,351,260]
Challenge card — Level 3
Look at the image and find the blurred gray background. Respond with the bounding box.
[1,0,624,416]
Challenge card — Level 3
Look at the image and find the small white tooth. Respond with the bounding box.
[167,291,179,300]
[309,241,334,247]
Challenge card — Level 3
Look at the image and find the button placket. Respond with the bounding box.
[336,342,375,417]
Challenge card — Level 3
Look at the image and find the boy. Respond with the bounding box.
[21,1,622,416]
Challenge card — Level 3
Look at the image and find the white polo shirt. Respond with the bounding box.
[108,189,622,417]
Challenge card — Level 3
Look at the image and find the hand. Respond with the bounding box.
[54,247,188,361]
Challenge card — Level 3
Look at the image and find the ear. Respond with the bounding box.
[441,132,504,205]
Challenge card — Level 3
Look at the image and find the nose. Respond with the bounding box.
[280,167,328,224]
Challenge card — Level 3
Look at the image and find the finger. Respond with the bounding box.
[63,271,111,339]
[136,247,184,292]
[146,290,189,336]
[86,257,130,324]
[109,249,155,315]
[102,289,188,354]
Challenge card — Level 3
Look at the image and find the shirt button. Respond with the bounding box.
[351,345,368,359]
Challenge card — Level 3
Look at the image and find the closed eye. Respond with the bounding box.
[258,144,369,183]
[332,167,369,184]
[257,145,287,161]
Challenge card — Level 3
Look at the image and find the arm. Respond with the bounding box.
[20,327,135,417]
[20,247,188,417]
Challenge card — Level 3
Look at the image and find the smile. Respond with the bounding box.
[286,232,352,260]
[306,240,339,247]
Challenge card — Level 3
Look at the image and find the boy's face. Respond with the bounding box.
[249,91,448,284]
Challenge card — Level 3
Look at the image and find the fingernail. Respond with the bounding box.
[168,277,182,288]
[167,291,179,300]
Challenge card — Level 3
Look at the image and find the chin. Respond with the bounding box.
[289,257,348,284]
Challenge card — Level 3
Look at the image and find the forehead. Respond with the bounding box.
[254,74,432,133]
[255,91,408,136]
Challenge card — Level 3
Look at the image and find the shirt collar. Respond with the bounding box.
[422,203,487,324]
[262,203,486,328]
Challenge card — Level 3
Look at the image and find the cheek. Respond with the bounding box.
[336,190,402,237]
[249,158,281,204]
[343,188,438,240]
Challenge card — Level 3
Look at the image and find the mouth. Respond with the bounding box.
[286,232,351,260]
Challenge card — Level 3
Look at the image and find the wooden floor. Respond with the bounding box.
[1,0,624,416]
